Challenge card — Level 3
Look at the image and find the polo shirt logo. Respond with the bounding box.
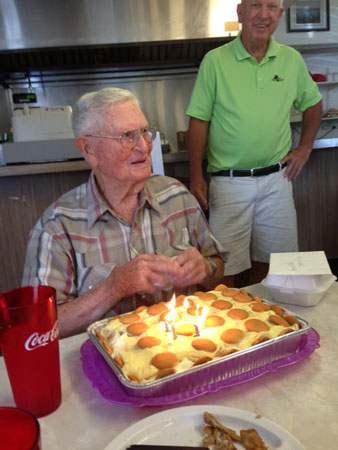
[272,75,284,82]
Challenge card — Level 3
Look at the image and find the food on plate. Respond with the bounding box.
[96,285,301,383]
[240,429,268,450]
[126,446,209,449]
[203,412,268,450]
[203,411,241,449]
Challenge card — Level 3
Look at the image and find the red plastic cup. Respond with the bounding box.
[0,286,61,418]
[0,406,41,450]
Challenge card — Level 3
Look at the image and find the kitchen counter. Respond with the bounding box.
[0,140,337,293]
[1,282,337,449]
[1,136,337,177]
[0,152,189,178]
[0,159,90,177]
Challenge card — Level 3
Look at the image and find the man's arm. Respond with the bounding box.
[187,117,209,209]
[282,100,322,180]
[58,254,186,338]
[202,255,224,290]
[58,250,224,338]
[57,276,120,338]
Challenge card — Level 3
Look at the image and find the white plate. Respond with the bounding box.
[103,405,305,450]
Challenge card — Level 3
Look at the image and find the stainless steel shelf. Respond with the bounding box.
[290,115,338,123]
[316,81,338,87]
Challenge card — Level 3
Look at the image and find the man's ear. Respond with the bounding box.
[237,4,242,23]
[75,137,97,166]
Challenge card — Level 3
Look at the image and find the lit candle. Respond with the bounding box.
[171,323,177,340]
[167,309,177,340]
[166,293,177,340]
[195,306,208,336]
[194,305,201,336]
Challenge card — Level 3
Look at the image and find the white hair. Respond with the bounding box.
[71,87,140,137]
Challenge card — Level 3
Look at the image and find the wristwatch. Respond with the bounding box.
[205,256,218,278]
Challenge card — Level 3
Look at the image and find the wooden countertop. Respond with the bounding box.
[0,152,190,177]
[1,138,337,177]
[0,160,91,177]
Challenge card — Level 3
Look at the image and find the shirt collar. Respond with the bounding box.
[86,172,162,228]
[141,175,162,214]
[232,32,279,63]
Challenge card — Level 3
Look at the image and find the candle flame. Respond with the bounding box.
[166,308,177,323]
[168,293,176,311]
[166,293,177,323]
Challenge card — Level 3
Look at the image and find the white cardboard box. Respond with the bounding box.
[262,251,336,306]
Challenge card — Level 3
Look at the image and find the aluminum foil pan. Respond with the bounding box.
[87,300,310,398]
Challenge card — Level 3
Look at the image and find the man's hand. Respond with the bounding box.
[112,249,208,294]
[281,145,311,181]
[58,254,184,338]
[187,117,209,210]
[171,248,210,288]
[282,100,322,180]
[109,254,184,298]
[189,175,209,210]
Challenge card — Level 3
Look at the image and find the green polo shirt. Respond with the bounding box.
[186,34,322,171]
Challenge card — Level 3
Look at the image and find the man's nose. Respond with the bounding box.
[258,5,270,18]
[135,133,152,152]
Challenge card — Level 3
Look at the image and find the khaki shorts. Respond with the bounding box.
[209,169,298,276]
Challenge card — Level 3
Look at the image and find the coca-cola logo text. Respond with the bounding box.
[24,321,59,351]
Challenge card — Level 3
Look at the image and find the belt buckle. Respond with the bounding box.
[250,168,254,177]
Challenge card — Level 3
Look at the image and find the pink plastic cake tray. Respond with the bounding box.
[80,328,319,408]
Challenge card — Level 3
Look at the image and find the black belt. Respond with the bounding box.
[210,161,288,177]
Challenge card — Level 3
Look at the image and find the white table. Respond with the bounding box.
[1,283,338,450]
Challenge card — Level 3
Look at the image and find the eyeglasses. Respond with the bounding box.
[85,126,157,149]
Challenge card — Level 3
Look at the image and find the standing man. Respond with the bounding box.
[186,0,322,287]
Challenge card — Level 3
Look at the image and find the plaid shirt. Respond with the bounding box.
[22,172,228,314]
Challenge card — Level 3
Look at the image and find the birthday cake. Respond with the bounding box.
[96,285,301,384]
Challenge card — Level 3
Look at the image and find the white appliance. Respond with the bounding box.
[0,139,82,165]
[12,105,74,142]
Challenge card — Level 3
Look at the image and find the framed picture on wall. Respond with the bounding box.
[287,0,330,32]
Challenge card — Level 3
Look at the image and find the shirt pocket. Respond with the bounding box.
[77,263,115,296]
[162,226,193,255]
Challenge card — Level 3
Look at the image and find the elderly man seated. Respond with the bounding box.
[22,88,228,338]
